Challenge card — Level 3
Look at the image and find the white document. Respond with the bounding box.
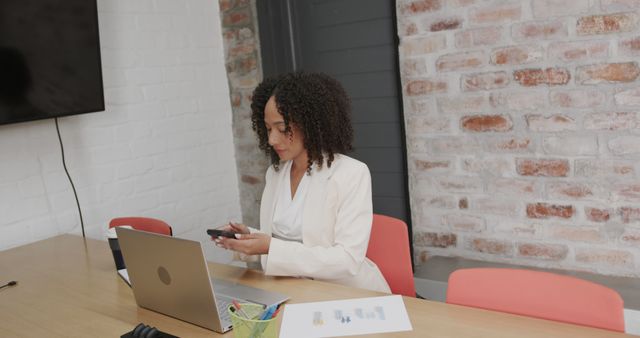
[279,295,412,338]
[117,268,131,286]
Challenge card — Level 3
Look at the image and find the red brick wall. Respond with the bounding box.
[219,0,267,228]
[398,0,640,276]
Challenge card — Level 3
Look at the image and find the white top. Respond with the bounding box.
[271,160,309,242]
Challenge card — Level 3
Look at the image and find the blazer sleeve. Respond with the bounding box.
[264,161,373,280]
[232,165,275,264]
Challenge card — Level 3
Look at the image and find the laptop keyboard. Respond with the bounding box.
[216,294,260,327]
[216,295,233,325]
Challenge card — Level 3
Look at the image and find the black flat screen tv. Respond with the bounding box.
[0,0,104,126]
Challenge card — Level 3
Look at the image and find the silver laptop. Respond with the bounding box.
[116,227,289,333]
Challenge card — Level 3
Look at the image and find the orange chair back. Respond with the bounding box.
[366,214,415,297]
[446,268,625,332]
[109,217,173,236]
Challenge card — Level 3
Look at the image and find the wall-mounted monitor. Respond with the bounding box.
[0,0,104,126]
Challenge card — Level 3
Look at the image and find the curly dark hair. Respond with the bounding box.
[250,72,353,172]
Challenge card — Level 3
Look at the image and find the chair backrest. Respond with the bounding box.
[446,268,625,332]
[109,217,173,236]
[366,214,415,297]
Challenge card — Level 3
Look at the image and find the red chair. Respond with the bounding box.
[446,268,625,332]
[366,214,416,297]
[109,217,173,236]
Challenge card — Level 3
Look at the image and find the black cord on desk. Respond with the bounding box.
[0,281,17,290]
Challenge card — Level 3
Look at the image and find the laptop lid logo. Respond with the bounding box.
[157,266,171,285]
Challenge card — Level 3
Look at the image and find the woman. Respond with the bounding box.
[214,72,390,293]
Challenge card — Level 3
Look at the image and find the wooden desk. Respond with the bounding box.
[0,235,632,337]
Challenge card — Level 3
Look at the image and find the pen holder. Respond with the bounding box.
[228,303,279,338]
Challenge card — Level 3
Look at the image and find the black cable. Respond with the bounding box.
[55,118,85,238]
[0,281,17,290]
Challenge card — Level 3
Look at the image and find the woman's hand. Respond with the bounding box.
[214,222,250,234]
[211,222,269,255]
[215,233,271,255]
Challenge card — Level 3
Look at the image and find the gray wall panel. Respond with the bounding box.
[317,45,395,75]
[372,172,406,197]
[353,123,403,148]
[373,196,408,221]
[314,18,395,52]
[351,97,400,124]
[351,148,404,173]
[336,71,399,99]
[312,0,390,27]
[257,0,412,264]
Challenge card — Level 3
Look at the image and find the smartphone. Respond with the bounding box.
[207,229,237,238]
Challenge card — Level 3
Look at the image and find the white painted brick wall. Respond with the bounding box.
[0,0,242,265]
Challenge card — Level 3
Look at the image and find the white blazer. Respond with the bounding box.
[252,154,390,293]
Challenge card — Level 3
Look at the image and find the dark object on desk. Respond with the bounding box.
[121,323,179,338]
[0,280,17,290]
[108,238,126,270]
